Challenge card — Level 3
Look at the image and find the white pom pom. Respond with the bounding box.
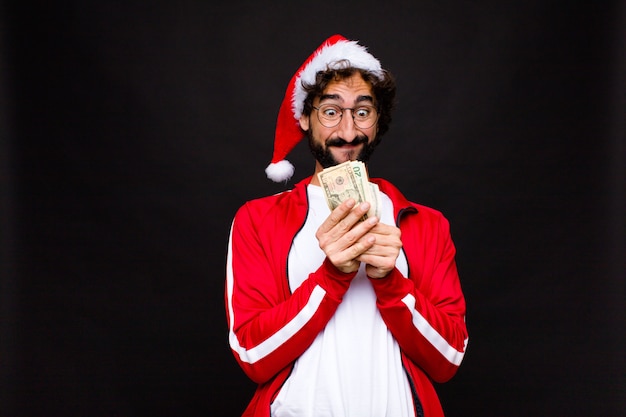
[265,160,295,183]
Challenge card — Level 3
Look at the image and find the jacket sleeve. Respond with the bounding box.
[369,209,468,383]
[225,202,355,384]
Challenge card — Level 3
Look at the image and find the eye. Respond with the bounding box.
[354,107,372,119]
[322,105,341,118]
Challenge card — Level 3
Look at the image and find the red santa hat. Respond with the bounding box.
[265,34,385,182]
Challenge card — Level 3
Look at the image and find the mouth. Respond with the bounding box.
[331,142,360,150]
[330,143,362,161]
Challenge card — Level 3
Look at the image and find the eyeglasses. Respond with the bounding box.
[312,103,379,129]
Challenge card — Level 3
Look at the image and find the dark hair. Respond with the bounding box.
[300,61,397,137]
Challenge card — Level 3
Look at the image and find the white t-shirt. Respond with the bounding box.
[271,184,414,417]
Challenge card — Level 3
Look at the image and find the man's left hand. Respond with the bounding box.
[357,223,402,279]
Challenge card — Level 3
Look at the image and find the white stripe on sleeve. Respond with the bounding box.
[401,293,468,366]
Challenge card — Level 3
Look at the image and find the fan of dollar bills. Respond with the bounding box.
[317,160,381,220]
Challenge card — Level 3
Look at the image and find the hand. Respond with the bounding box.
[316,199,379,274]
[357,223,402,279]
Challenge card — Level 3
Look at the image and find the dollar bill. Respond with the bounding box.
[318,161,364,211]
[368,181,381,219]
[317,161,381,220]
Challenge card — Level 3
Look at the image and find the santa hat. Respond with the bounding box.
[265,34,385,183]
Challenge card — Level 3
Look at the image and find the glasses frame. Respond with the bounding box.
[312,103,379,129]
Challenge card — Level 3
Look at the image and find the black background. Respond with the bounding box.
[1,1,625,416]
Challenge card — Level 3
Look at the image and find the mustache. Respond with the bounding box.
[326,135,368,147]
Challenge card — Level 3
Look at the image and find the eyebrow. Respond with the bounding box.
[319,94,375,104]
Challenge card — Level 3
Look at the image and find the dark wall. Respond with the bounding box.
[2,1,624,416]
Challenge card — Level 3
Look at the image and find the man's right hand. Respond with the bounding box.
[315,198,379,274]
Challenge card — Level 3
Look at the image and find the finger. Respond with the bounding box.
[358,241,393,258]
[318,201,371,239]
[325,234,376,274]
[365,262,395,279]
[321,216,377,257]
[359,252,398,278]
[335,214,378,249]
[338,202,371,231]
[357,232,402,262]
[369,222,402,238]
[317,198,356,234]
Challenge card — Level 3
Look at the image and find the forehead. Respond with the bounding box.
[319,73,374,102]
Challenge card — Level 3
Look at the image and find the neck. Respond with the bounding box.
[310,162,324,186]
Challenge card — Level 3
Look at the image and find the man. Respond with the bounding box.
[225,34,468,417]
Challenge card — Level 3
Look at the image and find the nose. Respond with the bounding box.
[336,109,358,140]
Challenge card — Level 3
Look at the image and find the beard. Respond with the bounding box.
[307,130,382,169]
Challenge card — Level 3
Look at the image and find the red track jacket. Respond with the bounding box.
[226,176,468,417]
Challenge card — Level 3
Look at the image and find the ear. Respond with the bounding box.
[299,113,310,131]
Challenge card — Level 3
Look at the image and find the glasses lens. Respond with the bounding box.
[353,106,378,128]
[317,104,342,127]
